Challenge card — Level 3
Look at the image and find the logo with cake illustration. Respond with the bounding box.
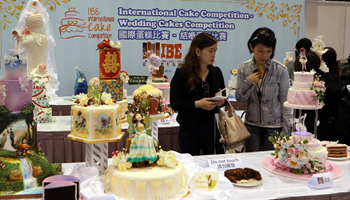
[59,7,87,39]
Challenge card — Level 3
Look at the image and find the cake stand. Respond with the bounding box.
[67,132,125,175]
[283,102,323,138]
[149,113,169,141]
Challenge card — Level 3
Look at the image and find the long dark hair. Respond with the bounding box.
[295,38,312,58]
[247,27,276,58]
[294,51,321,72]
[322,47,339,76]
[180,32,217,91]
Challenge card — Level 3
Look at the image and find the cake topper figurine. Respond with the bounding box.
[299,48,307,72]
[87,77,101,106]
[295,113,307,134]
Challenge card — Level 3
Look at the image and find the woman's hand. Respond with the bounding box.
[247,71,260,84]
[195,98,217,111]
[213,98,226,107]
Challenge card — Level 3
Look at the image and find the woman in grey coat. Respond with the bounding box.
[235,27,292,152]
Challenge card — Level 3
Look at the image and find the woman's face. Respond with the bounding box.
[251,43,273,66]
[196,43,217,67]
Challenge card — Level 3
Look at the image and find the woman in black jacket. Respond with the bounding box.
[170,33,226,155]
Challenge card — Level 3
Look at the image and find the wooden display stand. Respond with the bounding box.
[67,133,125,175]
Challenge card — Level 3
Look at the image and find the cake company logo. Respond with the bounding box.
[59,7,114,40]
[142,42,182,67]
[59,7,87,39]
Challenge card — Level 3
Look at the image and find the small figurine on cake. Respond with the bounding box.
[74,66,88,95]
[87,77,101,106]
[126,112,158,167]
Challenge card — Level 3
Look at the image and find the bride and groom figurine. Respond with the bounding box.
[2,128,16,152]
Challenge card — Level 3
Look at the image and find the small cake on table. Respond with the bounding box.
[322,141,348,158]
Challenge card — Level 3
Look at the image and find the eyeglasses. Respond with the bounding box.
[202,81,210,97]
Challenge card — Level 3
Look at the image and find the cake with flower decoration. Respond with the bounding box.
[104,112,189,200]
[147,54,170,104]
[269,114,328,175]
[70,78,122,140]
[284,48,326,109]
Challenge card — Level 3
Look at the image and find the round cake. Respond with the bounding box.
[104,163,189,200]
[284,71,323,109]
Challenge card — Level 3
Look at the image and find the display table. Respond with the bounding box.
[49,97,75,116]
[37,116,181,163]
[192,151,350,200]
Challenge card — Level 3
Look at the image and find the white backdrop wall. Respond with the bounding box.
[305,0,350,59]
[0,0,305,96]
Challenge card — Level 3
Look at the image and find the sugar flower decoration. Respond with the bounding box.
[119,71,129,83]
[157,150,178,168]
[230,69,238,75]
[110,40,122,49]
[111,151,132,171]
[76,93,89,106]
[269,132,325,175]
[311,74,326,106]
[311,35,326,55]
[101,92,114,105]
[19,76,29,93]
[38,64,47,71]
[148,54,161,74]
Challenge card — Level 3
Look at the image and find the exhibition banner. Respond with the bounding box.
[0,0,305,96]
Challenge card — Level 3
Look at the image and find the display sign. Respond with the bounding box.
[0,0,305,96]
[128,76,148,85]
[307,173,333,189]
[207,157,243,171]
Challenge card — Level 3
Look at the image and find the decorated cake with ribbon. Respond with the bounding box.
[284,48,326,109]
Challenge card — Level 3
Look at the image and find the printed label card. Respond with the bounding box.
[207,157,243,171]
[307,173,333,189]
[194,171,220,192]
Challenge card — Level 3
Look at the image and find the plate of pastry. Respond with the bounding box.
[232,178,263,187]
[224,168,263,187]
[327,155,350,161]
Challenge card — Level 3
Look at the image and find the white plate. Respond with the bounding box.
[327,155,350,161]
[232,179,263,187]
[211,96,227,101]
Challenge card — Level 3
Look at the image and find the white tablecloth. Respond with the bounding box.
[193,151,350,200]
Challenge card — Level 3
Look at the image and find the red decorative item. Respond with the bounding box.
[99,48,121,79]
[112,151,121,157]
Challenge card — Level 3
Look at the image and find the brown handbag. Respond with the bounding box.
[217,100,250,145]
